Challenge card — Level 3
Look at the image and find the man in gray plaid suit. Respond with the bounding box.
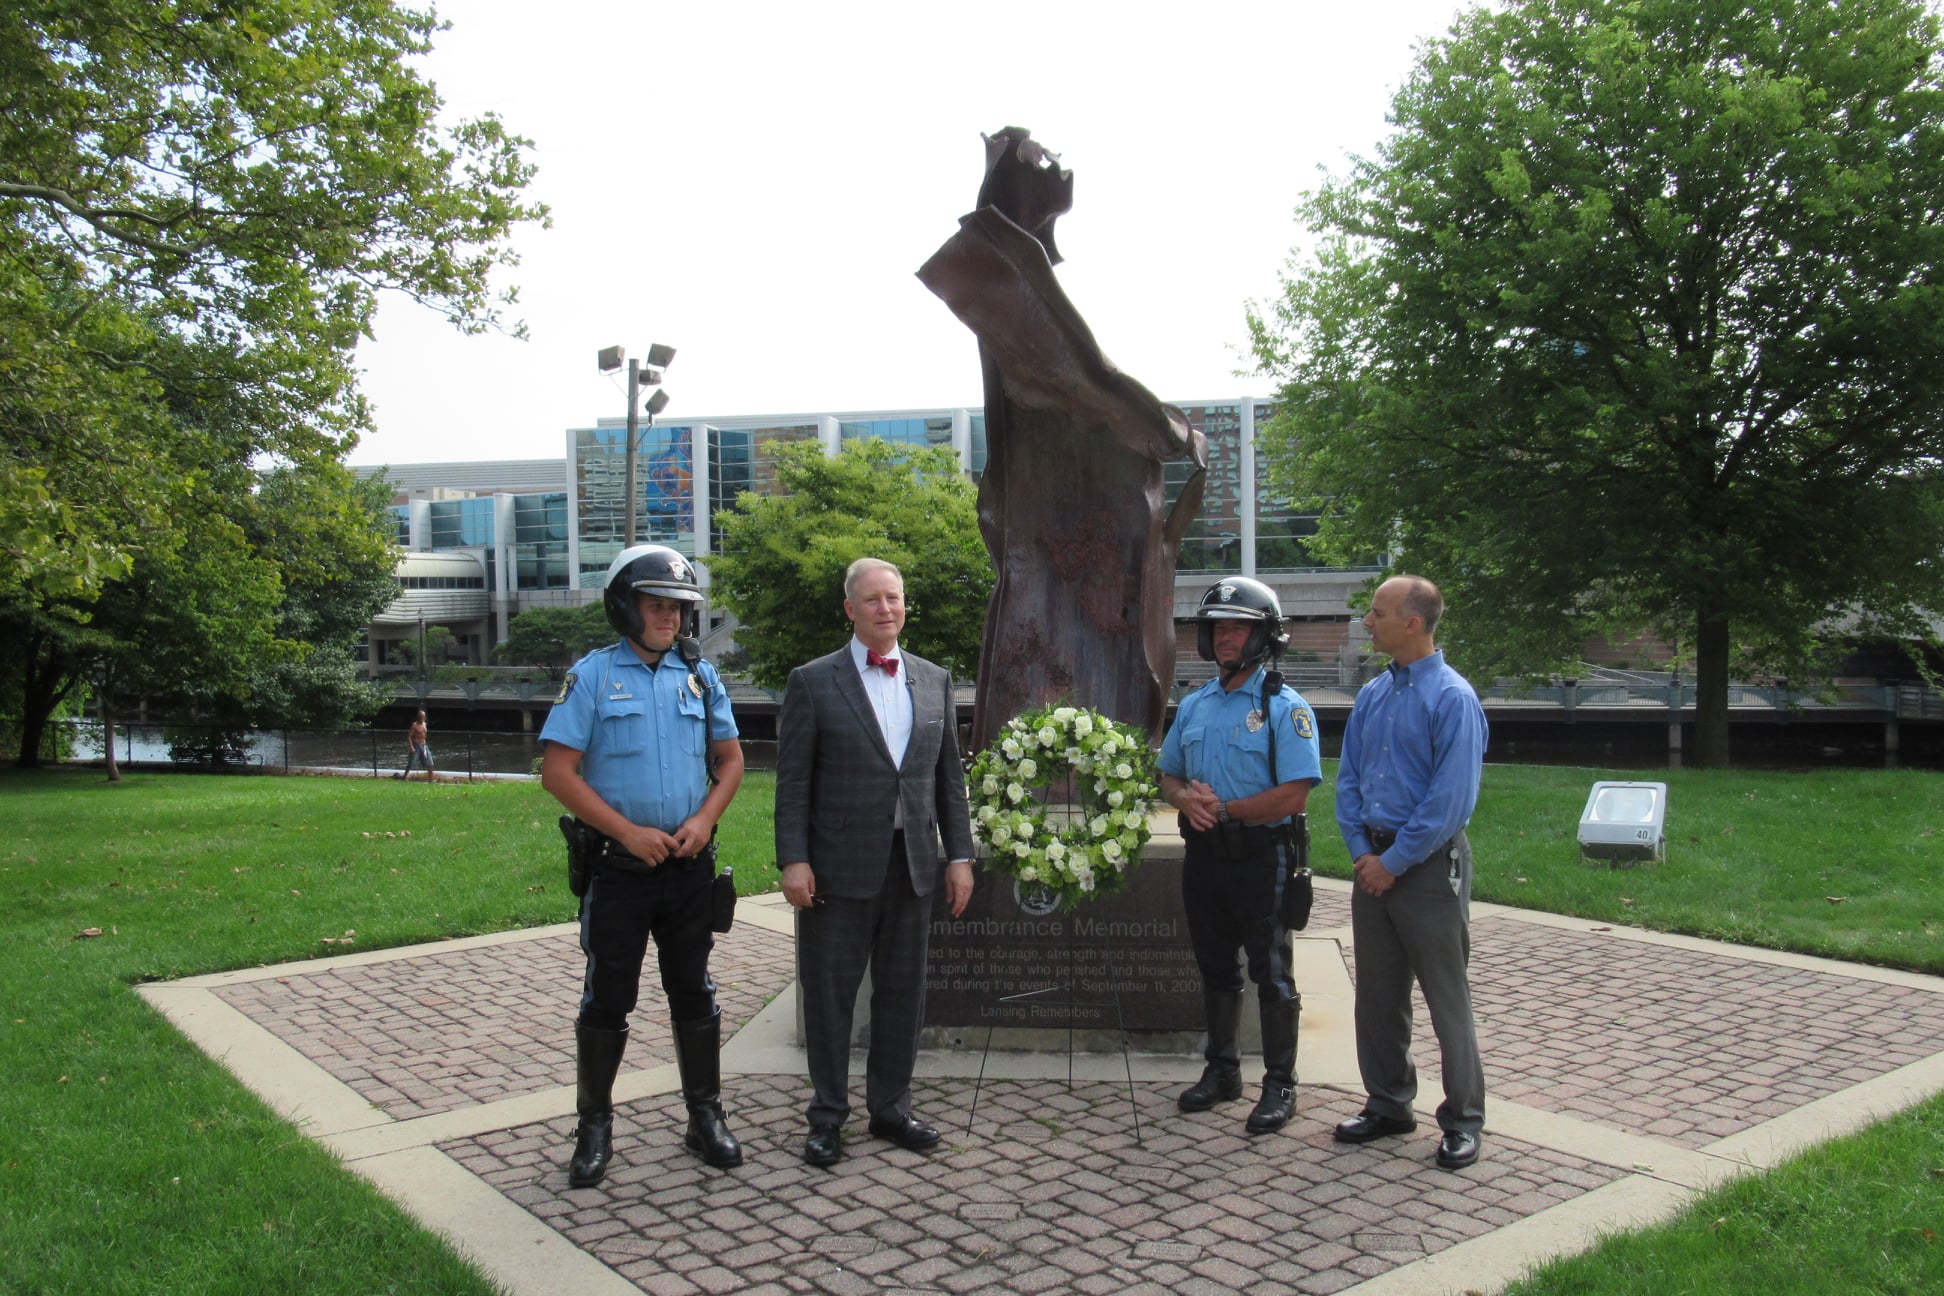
[775,557,977,1168]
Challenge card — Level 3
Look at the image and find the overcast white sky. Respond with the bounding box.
[346,0,1472,467]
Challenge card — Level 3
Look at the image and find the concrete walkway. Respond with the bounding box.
[139,882,1944,1296]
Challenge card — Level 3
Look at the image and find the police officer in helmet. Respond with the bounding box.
[540,544,746,1183]
[1159,577,1323,1134]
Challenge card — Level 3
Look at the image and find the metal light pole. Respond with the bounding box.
[599,344,676,548]
[417,613,427,703]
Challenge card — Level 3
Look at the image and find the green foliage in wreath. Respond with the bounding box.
[966,703,1161,911]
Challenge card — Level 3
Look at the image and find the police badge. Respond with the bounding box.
[1245,709,1265,732]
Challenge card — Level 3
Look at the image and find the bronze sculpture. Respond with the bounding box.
[918,127,1208,750]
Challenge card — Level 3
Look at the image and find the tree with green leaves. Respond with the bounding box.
[494,603,613,680]
[1,1,544,764]
[1250,0,1944,766]
[710,439,991,689]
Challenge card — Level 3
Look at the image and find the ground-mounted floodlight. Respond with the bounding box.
[597,343,677,546]
[1577,780,1667,865]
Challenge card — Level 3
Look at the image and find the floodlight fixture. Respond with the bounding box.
[1577,781,1667,865]
[601,340,678,546]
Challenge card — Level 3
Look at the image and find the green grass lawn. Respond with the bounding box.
[0,761,1939,1294]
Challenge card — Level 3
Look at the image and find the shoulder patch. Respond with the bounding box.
[1290,705,1315,741]
[553,671,577,705]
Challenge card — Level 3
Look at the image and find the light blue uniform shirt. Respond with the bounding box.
[1335,649,1488,876]
[540,641,738,833]
[1159,665,1324,825]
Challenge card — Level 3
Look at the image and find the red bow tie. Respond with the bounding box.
[866,649,899,676]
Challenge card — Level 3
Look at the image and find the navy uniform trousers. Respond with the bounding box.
[578,856,717,1031]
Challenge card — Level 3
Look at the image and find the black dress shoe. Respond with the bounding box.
[1436,1130,1481,1169]
[803,1125,843,1167]
[867,1113,942,1151]
[1333,1110,1418,1144]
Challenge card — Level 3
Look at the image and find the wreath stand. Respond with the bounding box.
[964,850,1149,1144]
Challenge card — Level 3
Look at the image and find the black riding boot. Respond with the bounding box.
[1179,989,1245,1112]
[1246,992,1299,1134]
[673,1012,743,1168]
[568,1023,629,1187]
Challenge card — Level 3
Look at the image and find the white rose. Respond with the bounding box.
[1017,820,1034,840]
[982,776,999,795]
[1038,726,1059,747]
[992,825,1011,845]
[1006,782,1025,803]
[1020,865,1038,882]
[978,804,997,822]
[1101,839,1124,862]
[1001,739,1022,760]
[1053,706,1078,724]
[1065,747,1081,762]
[1114,763,1133,780]
[1018,758,1037,780]
[1073,715,1093,737]
[1106,790,1124,808]
[1089,815,1109,837]
[1124,810,1144,829]
[1045,841,1066,862]
[1014,841,1031,858]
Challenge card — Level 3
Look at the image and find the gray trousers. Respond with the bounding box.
[1349,830,1485,1136]
[796,843,934,1129]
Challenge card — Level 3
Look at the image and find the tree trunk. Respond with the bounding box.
[100,687,121,783]
[1692,607,1731,768]
[14,638,73,768]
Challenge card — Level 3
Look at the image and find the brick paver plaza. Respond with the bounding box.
[142,883,1944,1296]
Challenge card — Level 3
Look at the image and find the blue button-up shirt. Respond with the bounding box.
[1335,650,1488,876]
[540,641,738,832]
[1160,665,1323,824]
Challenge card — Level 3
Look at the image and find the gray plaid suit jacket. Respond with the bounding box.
[774,645,974,900]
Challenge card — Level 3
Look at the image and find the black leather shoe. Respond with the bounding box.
[803,1125,843,1167]
[1177,1065,1244,1112]
[1436,1130,1481,1169]
[867,1113,942,1151]
[1333,1110,1418,1144]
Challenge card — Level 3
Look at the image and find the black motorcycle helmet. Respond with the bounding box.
[603,544,704,643]
[1195,577,1290,675]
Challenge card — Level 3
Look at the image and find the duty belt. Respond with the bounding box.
[1181,816,1285,860]
[577,820,715,873]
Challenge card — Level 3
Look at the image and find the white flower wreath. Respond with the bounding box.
[966,703,1160,911]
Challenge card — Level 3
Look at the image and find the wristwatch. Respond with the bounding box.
[1215,800,1231,824]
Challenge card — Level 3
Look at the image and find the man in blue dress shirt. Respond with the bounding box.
[1332,575,1490,1170]
[541,544,746,1185]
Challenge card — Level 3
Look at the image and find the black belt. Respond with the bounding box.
[583,823,713,873]
[1366,827,1457,859]
[1182,817,1284,858]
